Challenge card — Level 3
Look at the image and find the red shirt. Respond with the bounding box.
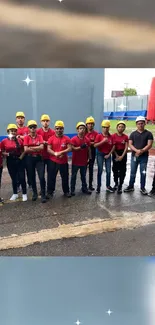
[0,142,3,167]
[48,134,71,164]
[86,130,98,143]
[1,137,23,156]
[37,128,55,159]
[112,133,128,151]
[24,134,43,156]
[95,133,114,154]
[17,126,29,137]
[71,135,90,166]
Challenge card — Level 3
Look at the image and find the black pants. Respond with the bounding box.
[0,166,3,188]
[71,165,88,192]
[43,159,52,193]
[112,150,127,186]
[88,146,96,187]
[7,156,27,194]
[48,161,69,194]
[26,155,45,196]
[152,173,155,189]
[17,156,31,187]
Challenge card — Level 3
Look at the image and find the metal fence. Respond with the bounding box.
[104,95,148,112]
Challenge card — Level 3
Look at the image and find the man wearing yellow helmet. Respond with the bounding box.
[85,116,98,191]
[70,122,92,196]
[47,121,72,197]
[37,114,55,197]
[112,121,128,194]
[24,120,46,203]
[94,120,115,193]
[1,124,27,201]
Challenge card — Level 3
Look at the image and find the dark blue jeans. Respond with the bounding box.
[129,154,148,189]
[71,165,88,192]
[97,152,111,188]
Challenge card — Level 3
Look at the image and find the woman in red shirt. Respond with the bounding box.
[112,121,128,193]
[24,120,46,203]
[0,142,3,203]
[1,124,27,201]
[94,120,115,193]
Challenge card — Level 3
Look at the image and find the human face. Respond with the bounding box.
[117,124,125,134]
[136,121,145,132]
[41,120,50,129]
[55,126,64,137]
[102,126,110,135]
[8,129,17,138]
[77,125,86,136]
[87,123,94,131]
[16,116,25,126]
[29,125,37,135]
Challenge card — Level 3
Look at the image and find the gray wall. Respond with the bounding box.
[104,95,148,112]
[0,68,104,135]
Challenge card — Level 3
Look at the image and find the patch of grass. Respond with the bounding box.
[109,120,155,148]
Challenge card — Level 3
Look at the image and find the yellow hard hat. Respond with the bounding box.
[7,124,18,131]
[40,114,50,121]
[101,120,110,128]
[117,121,126,127]
[55,120,64,128]
[27,120,37,127]
[76,122,86,129]
[85,116,95,124]
[16,111,25,118]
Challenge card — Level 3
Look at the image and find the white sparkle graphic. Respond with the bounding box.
[58,0,63,2]
[75,320,81,325]
[22,75,34,86]
[118,103,126,110]
[106,309,113,316]
[142,170,146,174]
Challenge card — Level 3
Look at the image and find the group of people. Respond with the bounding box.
[0,112,155,204]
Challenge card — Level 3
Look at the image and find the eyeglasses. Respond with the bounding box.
[29,125,37,129]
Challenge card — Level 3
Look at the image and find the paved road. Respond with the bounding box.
[0,156,155,256]
[1,0,155,67]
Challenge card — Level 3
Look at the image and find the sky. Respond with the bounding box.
[0,257,155,325]
[104,69,155,98]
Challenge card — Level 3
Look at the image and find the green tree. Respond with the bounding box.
[123,88,137,96]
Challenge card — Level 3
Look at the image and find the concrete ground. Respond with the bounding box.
[1,0,155,67]
[0,153,155,256]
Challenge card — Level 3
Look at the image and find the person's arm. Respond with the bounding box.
[105,145,115,159]
[141,139,153,153]
[57,144,72,156]
[116,142,128,161]
[47,144,56,156]
[129,140,141,154]
[88,147,92,160]
[24,146,33,153]
[28,144,44,151]
[72,145,81,151]
[94,137,108,148]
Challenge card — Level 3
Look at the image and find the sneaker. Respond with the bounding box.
[140,188,148,195]
[32,193,38,201]
[117,186,122,194]
[64,192,72,198]
[22,194,28,202]
[10,194,18,201]
[124,186,134,192]
[41,195,47,203]
[113,184,118,191]
[148,189,155,197]
[106,186,115,193]
[96,187,100,194]
[89,186,95,191]
[82,189,92,195]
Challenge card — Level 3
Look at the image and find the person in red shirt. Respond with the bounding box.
[0,142,3,203]
[70,122,92,196]
[37,114,55,197]
[85,116,98,191]
[16,111,31,189]
[94,120,115,193]
[47,120,72,198]
[1,124,27,201]
[112,121,128,193]
[24,120,46,203]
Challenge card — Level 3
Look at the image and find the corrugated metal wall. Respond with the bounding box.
[104,95,148,112]
[0,68,104,135]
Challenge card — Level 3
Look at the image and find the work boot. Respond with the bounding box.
[41,195,47,203]
[140,188,148,195]
[32,192,38,201]
[89,185,95,191]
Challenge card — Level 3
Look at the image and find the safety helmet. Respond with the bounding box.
[27,120,37,127]
[136,116,146,123]
[76,122,86,129]
[85,116,95,125]
[101,120,110,128]
[7,124,18,131]
[117,121,126,127]
[16,111,25,118]
[55,120,64,128]
[40,114,50,121]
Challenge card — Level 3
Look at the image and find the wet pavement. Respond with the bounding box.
[0,153,155,255]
